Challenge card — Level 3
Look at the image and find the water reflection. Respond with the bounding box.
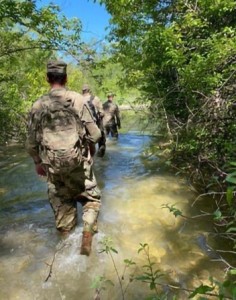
[0,135,225,300]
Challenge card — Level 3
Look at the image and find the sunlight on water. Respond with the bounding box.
[0,136,226,300]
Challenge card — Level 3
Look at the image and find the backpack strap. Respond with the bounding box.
[88,95,98,123]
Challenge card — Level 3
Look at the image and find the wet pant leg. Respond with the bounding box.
[110,124,118,139]
[104,124,111,137]
[71,161,101,232]
[97,130,106,156]
[48,179,77,233]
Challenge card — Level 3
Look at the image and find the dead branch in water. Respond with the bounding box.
[44,242,68,282]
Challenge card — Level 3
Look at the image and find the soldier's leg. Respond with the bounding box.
[97,130,106,157]
[48,178,77,234]
[111,124,119,139]
[82,201,101,233]
[104,124,110,137]
[79,161,101,255]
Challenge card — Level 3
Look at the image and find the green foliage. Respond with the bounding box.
[0,0,81,57]
[136,243,163,296]
[161,204,183,218]
[0,0,82,143]
[189,284,215,298]
[98,0,236,281]
[226,163,236,186]
[98,0,236,180]
[96,237,236,299]
[73,42,140,103]
[90,275,114,299]
[99,236,119,254]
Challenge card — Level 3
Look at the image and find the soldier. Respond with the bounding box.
[82,84,106,157]
[103,92,121,139]
[26,60,102,256]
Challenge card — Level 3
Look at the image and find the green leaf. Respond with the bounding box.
[213,209,222,220]
[226,227,236,233]
[229,269,236,275]
[226,188,234,206]
[124,259,136,265]
[105,279,115,286]
[189,284,215,298]
[225,173,236,184]
[111,247,118,254]
[135,275,151,281]
[144,272,152,276]
[150,282,156,290]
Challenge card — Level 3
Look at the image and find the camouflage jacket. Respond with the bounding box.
[103,100,121,127]
[83,94,104,119]
[26,88,101,163]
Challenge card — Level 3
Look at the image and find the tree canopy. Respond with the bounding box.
[0,0,82,141]
[98,0,236,171]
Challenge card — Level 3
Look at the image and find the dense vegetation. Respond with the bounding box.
[97,0,236,273]
[0,0,129,142]
[97,0,236,184]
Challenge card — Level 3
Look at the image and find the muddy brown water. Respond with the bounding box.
[0,132,228,300]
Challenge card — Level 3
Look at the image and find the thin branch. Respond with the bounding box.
[0,46,59,58]
[191,192,232,207]
[216,249,236,255]
[140,280,233,299]
[109,251,125,300]
[44,242,68,282]
[218,69,236,91]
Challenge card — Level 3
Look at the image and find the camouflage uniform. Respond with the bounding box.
[26,67,102,235]
[82,85,106,156]
[103,93,121,139]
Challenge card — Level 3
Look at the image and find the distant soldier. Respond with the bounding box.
[82,84,106,157]
[26,60,102,256]
[103,92,121,139]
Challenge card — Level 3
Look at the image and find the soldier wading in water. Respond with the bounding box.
[82,84,106,157]
[103,92,121,139]
[26,60,102,256]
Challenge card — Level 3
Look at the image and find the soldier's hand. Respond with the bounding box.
[35,163,46,176]
[89,143,96,157]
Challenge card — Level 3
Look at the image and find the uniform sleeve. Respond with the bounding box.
[25,102,42,163]
[93,96,104,118]
[81,103,102,143]
[115,104,121,127]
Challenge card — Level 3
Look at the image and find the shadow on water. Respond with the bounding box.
[0,132,228,300]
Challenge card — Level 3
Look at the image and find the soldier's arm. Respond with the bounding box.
[81,103,102,143]
[93,96,104,118]
[25,103,42,164]
[115,105,121,128]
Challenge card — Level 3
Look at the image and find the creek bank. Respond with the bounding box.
[153,139,236,273]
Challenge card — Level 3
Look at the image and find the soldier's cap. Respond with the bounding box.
[107,92,115,97]
[82,84,90,91]
[47,60,67,74]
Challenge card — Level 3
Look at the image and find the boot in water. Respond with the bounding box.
[80,231,93,256]
[97,145,106,157]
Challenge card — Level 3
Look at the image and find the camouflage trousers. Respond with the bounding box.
[47,160,101,233]
[104,122,118,139]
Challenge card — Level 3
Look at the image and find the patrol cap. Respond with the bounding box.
[47,60,67,74]
[82,84,90,91]
[107,92,115,97]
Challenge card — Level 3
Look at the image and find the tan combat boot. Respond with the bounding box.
[80,231,93,256]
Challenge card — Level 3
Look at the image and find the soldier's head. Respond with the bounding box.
[82,84,91,95]
[107,92,115,101]
[46,60,67,86]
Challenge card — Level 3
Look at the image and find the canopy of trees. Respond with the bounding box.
[0,0,134,142]
[98,0,236,185]
[0,0,83,141]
